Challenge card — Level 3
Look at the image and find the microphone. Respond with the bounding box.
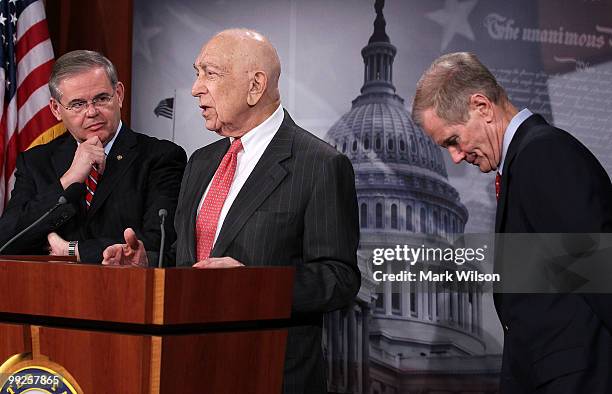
[158,208,168,268]
[0,183,84,254]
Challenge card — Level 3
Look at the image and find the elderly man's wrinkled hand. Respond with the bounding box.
[193,256,244,269]
[102,228,148,267]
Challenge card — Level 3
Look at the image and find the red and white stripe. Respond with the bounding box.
[0,0,58,214]
[84,167,100,209]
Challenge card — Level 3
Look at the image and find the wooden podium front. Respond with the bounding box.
[0,258,294,393]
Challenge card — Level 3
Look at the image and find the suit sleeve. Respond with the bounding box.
[0,152,77,253]
[146,152,195,267]
[77,142,187,263]
[516,135,612,330]
[293,153,361,313]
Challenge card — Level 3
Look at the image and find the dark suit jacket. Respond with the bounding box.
[171,110,360,394]
[494,114,612,393]
[0,125,186,263]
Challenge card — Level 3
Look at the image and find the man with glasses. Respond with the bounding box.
[0,50,186,263]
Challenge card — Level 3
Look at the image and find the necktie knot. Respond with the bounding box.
[228,138,243,156]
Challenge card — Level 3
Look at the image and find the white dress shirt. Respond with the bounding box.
[197,104,284,246]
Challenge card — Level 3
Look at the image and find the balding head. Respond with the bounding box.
[213,29,281,91]
[191,29,282,137]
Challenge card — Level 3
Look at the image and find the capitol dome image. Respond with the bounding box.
[321,1,501,393]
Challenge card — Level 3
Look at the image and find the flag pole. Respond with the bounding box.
[171,89,177,143]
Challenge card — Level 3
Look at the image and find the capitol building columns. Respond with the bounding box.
[324,1,499,392]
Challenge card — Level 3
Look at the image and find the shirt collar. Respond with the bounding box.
[103,120,122,155]
[498,109,532,175]
[230,105,284,152]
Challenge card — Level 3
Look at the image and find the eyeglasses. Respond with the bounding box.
[57,91,116,114]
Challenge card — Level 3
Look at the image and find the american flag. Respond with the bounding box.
[0,0,63,215]
[154,97,174,119]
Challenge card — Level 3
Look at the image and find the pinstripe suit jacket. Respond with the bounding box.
[172,110,360,394]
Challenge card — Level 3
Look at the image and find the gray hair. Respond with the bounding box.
[48,50,118,100]
[412,52,508,127]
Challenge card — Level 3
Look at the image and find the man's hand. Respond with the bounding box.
[102,228,149,267]
[193,257,245,269]
[47,232,68,256]
[60,136,106,189]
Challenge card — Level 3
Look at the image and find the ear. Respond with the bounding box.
[246,71,267,106]
[115,81,125,109]
[469,93,494,122]
[49,99,63,121]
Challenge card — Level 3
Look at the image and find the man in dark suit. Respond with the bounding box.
[412,52,612,393]
[102,29,360,394]
[0,50,186,263]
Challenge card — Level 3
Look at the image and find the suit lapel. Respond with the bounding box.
[495,114,548,232]
[211,113,294,257]
[88,126,138,217]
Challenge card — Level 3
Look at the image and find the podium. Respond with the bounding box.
[0,257,294,393]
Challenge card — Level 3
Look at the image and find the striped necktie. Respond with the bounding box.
[85,167,100,209]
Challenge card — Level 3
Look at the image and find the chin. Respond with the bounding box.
[92,130,112,142]
[212,126,234,137]
[204,120,220,133]
[206,125,222,134]
[477,163,492,173]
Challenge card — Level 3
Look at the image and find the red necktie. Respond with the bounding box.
[85,167,100,209]
[495,172,501,201]
[195,139,243,260]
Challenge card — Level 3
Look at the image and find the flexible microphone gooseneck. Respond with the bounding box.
[0,183,84,254]
[158,208,168,268]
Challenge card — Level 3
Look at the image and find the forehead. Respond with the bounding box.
[57,67,113,99]
[194,36,236,69]
[421,108,454,143]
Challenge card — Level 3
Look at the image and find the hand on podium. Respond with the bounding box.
[47,232,77,259]
[193,256,245,269]
[102,228,148,267]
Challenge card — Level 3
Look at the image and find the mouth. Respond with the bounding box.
[465,152,480,165]
[199,105,211,117]
[85,122,105,131]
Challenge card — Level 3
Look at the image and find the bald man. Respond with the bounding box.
[102,29,360,394]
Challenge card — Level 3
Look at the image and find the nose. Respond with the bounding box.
[191,76,208,97]
[448,146,466,164]
[84,102,100,117]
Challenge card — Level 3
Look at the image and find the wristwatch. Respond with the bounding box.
[68,241,78,257]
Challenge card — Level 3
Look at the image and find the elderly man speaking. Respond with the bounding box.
[103,29,360,394]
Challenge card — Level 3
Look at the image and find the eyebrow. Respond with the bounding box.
[66,92,112,104]
[194,61,225,71]
[441,135,458,148]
